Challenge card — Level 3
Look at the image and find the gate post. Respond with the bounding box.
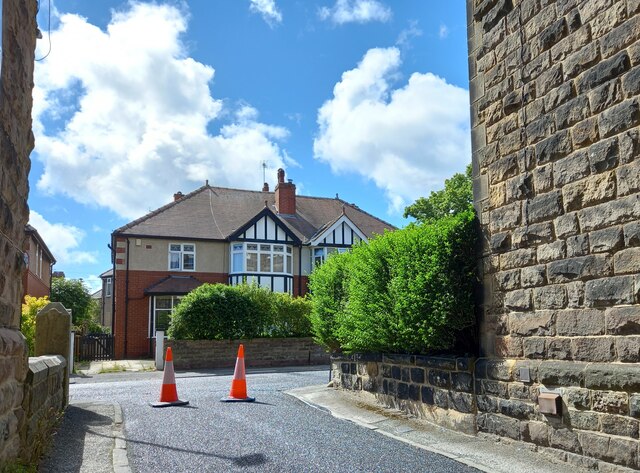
[155,331,165,370]
[68,330,75,374]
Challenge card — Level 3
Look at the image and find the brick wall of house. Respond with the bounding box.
[0,0,37,464]
[467,0,640,468]
[113,269,227,359]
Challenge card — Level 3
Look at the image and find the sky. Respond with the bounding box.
[28,0,471,292]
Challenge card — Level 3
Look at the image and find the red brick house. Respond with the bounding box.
[110,169,395,358]
[23,224,56,300]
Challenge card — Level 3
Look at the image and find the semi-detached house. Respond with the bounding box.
[110,169,395,358]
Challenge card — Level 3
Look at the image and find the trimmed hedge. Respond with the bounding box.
[309,209,478,354]
[167,283,311,340]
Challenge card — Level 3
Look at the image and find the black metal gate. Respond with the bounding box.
[76,333,115,361]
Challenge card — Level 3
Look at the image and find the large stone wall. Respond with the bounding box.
[467,0,640,469]
[0,0,38,465]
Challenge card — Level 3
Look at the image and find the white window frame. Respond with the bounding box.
[229,242,293,275]
[312,247,348,267]
[105,277,112,297]
[150,295,182,336]
[168,243,196,271]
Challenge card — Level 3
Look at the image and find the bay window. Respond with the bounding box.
[230,242,293,274]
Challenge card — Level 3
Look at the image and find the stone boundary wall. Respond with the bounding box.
[332,354,477,435]
[0,0,38,465]
[19,356,66,462]
[167,337,329,370]
[334,355,640,470]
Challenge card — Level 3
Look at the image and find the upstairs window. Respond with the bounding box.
[169,243,195,271]
[230,242,292,274]
[105,277,112,297]
[313,247,348,267]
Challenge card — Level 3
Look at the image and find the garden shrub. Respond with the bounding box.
[308,249,353,352]
[167,283,312,340]
[309,209,478,354]
[21,295,50,355]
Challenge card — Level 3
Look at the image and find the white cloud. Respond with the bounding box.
[314,47,470,214]
[33,2,289,220]
[439,24,449,39]
[319,0,391,25]
[28,211,97,266]
[249,0,283,26]
[396,21,423,49]
[83,275,103,294]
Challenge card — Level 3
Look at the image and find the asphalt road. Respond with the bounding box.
[68,367,479,473]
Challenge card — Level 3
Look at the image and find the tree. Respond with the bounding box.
[50,277,94,325]
[22,295,50,355]
[403,164,473,223]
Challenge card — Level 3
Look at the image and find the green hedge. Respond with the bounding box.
[309,209,478,354]
[167,283,312,340]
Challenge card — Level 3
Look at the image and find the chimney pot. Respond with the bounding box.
[173,191,184,201]
[277,168,285,184]
[262,182,269,192]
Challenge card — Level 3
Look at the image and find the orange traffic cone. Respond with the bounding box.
[221,344,255,402]
[151,347,189,407]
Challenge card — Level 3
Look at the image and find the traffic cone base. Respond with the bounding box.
[151,346,188,408]
[221,344,255,402]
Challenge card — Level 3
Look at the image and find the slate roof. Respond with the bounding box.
[113,185,395,243]
[144,275,204,295]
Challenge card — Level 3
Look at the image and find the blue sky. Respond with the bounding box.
[30,0,471,291]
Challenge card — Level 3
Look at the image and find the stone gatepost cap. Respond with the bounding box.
[37,302,72,317]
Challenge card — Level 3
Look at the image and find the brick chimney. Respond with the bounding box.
[275,168,296,214]
[173,191,184,201]
[262,182,269,192]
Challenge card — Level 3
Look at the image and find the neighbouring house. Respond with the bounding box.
[109,169,395,358]
[99,269,113,330]
[22,224,56,300]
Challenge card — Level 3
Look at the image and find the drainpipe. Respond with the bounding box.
[298,244,303,296]
[124,238,130,358]
[109,240,116,336]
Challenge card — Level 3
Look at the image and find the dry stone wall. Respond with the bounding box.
[468,0,640,469]
[0,0,38,465]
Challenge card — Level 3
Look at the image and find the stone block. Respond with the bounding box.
[556,309,605,336]
[623,221,640,246]
[478,412,520,439]
[555,96,591,130]
[547,337,573,360]
[505,290,533,311]
[421,385,434,405]
[566,234,590,257]
[537,63,564,97]
[477,394,499,413]
[538,360,586,386]
[565,387,591,409]
[501,248,537,270]
[630,394,640,418]
[577,51,630,94]
[586,363,640,391]
[499,128,525,155]
[490,202,522,232]
[606,306,640,335]
[579,431,638,468]
[449,391,475,413]
[563,171,616,212]
[547,255,613,283]
[533,163,554,193]
[524,337,546,359]
[535,130,573,164]
[500,398,535,419]
[588,136,619,173]
[521,265,547,288]
[622,65,640,97]
[544,81,575,112]
[578,194,640,232]
[540,18,568,52]
[526,115,556,145]
[616,160,640,196]
[534,285,568,309]
[510,311,555,336]
[585,276,635,307]
[553,150,590,187]
[589,226,624,253]
[601,413,639,438]
[506,174,535,203]
[589,78,623,114]
[549,427,582,454]
[428,369,451,389]
[490,232,511,252]
[488,153,520,183]
[496,269,521,291]
[451,372,474,393]
[571,337,615,362]
[567,280,585,308]
[567,409,600,431]
[526,190,563,224]
[563,41,600,80]
[555,212,580,238]
[410,367,425,384]
[598,98,640,138]
[615,337,640,362]
[614,248,640,274]
[527,421,550,446]
[571,117,599,148]
[619,128,639,164]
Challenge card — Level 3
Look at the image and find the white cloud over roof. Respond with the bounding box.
[29,211,97,266]
[314,47,471,213]
[33,2,288,220]
[249,0,283,26]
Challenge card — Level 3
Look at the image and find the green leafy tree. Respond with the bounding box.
[22,295,50,355]
[403,164,473,223]
[50,277,94,325]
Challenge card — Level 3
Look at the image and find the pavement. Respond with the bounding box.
[43,363,584,473]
